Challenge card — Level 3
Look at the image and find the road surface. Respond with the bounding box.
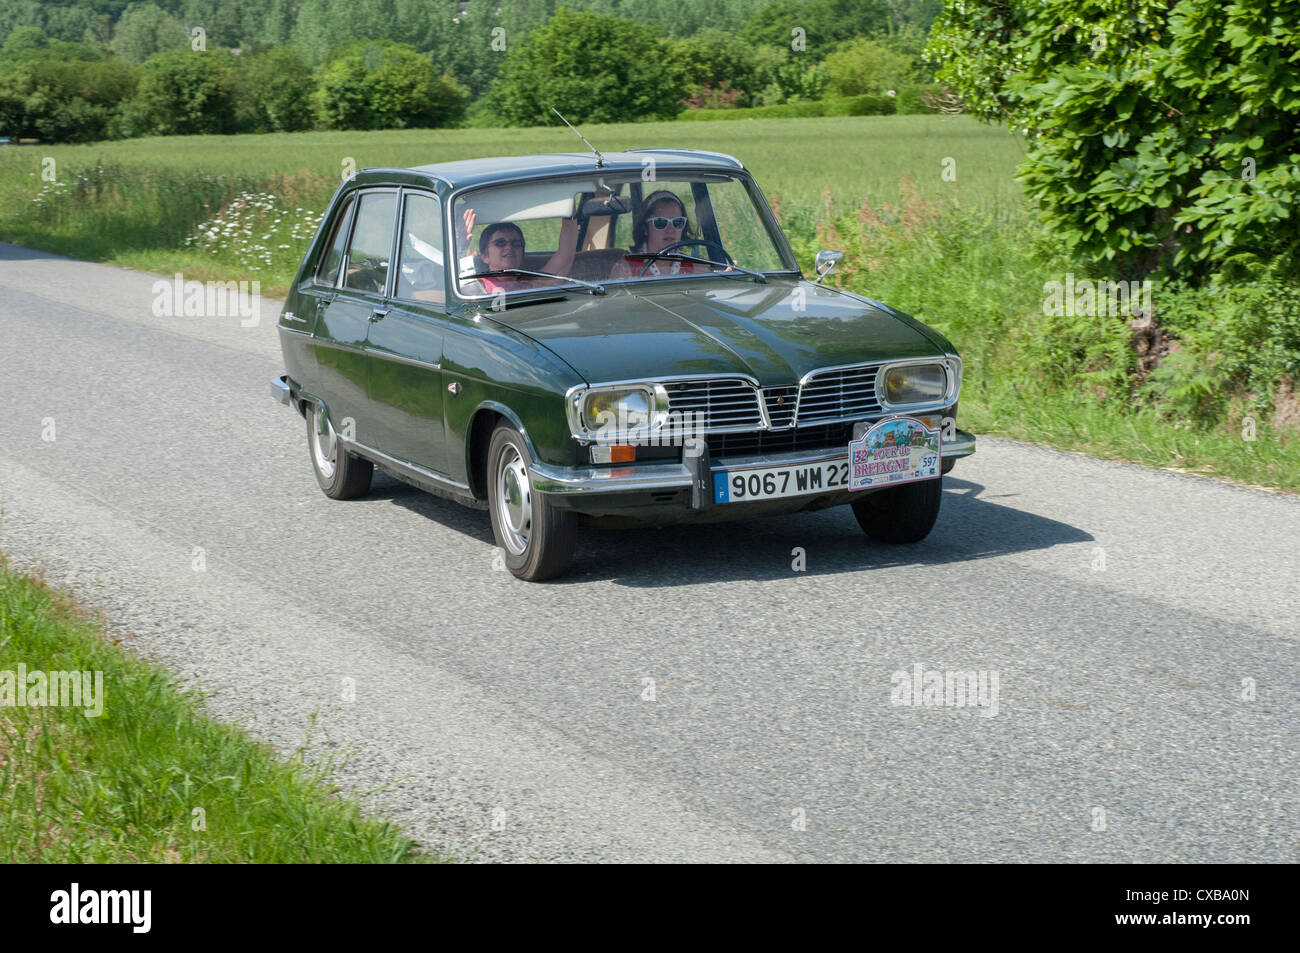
[1,242,1295,862]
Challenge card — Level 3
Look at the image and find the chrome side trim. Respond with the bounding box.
[362,348,442,372]
[341,438,471,492]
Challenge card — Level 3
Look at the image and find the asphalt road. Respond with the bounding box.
[1,242,1296,863]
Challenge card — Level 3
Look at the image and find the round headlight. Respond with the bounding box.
[883,364,946,405]
[583,388,652,431]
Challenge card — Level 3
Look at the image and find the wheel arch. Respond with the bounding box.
[465,400,541,501]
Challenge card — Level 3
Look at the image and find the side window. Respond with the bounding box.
[343,192,397,294]
[395,192,445,305]
[316,195,355,285]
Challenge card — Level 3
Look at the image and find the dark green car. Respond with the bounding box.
[272,149,975,580]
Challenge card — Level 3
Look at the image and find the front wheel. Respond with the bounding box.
[487,423,577,581]
[851,477,942,544]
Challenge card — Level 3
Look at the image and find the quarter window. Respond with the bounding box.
[316,195,355,285]
[395,193,445,304]
[343,192,397,294]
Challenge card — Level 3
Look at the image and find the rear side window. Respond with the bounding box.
[395,192,445,304]
[316,195,355,285]
[343,192,397,294]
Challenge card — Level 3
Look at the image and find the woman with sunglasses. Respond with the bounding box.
[462,208,578,294]
[609,190,715,280]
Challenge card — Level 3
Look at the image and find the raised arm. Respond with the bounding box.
[542,216,579,276]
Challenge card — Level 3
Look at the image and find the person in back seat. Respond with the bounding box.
[462,208,578,294]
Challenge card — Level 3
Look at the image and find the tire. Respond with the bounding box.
[306,402,373,500]
[851,476,942,544]
[487,422,577,581]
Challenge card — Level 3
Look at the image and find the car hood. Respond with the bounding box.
[489,280,949,385]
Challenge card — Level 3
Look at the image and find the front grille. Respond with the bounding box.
[797,364,884,425]
[763,386,798,428]
[709,422,854,458]
[664,378,763,430]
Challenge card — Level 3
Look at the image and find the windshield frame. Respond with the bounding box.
[446,166,801,303]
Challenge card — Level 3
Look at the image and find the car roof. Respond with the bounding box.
[406,149,745,188]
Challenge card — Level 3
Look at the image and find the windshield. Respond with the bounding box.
[451,170,796,299]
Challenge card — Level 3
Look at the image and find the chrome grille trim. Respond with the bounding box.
[663,378,764,432]
[794,363,886,425]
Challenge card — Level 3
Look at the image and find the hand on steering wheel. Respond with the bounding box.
[636,239,733,277]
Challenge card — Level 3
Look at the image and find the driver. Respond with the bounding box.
[609,190,714,280]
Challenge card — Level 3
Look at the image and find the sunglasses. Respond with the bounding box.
[489,238,525,249]
[648,216,687,230]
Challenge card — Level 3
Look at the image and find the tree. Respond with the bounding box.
[0,58,136,141]
[0,25,103,62]
[741,0,893,59]
[131,48,238,134]
[824,37,915,97]
[234,46,316,132]
[314,41,468,130]
[675,27,762,106]
[926,0,1300,280]
[486,7,686,125]
[112,3,188,65]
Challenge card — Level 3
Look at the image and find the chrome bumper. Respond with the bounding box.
[270,375,293,406]
[530,428,976,496]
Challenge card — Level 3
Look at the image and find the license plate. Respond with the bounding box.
[713,460,851,504]
[713,416,942,504]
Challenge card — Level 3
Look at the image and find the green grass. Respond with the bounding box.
[0,554,434,863]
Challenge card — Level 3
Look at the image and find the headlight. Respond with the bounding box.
[881,363,947,406]
[581,387,652,432]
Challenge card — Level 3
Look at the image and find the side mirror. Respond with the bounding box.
[813,249,842,284]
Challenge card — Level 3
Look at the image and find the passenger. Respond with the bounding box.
[462,208,577,294]
[609,190,713,280]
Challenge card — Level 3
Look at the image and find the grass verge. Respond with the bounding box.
[0,554,431,863]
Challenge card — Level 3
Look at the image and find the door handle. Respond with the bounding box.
[369,308,389,323]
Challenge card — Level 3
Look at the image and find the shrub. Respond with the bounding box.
[131,49,239,136]
[486,8,686,126]
[314,41,467,130]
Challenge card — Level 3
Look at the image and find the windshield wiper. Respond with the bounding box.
[469,269,606,295]
[631,253,767,283]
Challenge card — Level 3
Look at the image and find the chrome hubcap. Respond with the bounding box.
[311,407,337,480]
[496,445,531,555]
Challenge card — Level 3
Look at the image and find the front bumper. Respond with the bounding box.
[529,428,976,499]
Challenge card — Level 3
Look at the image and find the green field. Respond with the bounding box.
[1,115,1295,491]
[0,115,1025,290]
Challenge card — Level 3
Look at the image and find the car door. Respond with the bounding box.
[312,189,398,449]
[363,189,448,474]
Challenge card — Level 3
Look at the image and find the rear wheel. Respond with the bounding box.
[487,423,577,581]
[851,477,942,543]
[306,402,373,500]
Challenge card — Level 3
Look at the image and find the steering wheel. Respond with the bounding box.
[636,239,732,277]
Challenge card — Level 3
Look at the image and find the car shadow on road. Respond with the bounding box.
[371,472,498,544]
[568,476,1094,587]
[372,472,1093,586]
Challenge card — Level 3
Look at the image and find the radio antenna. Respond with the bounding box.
[552,107,604,168]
